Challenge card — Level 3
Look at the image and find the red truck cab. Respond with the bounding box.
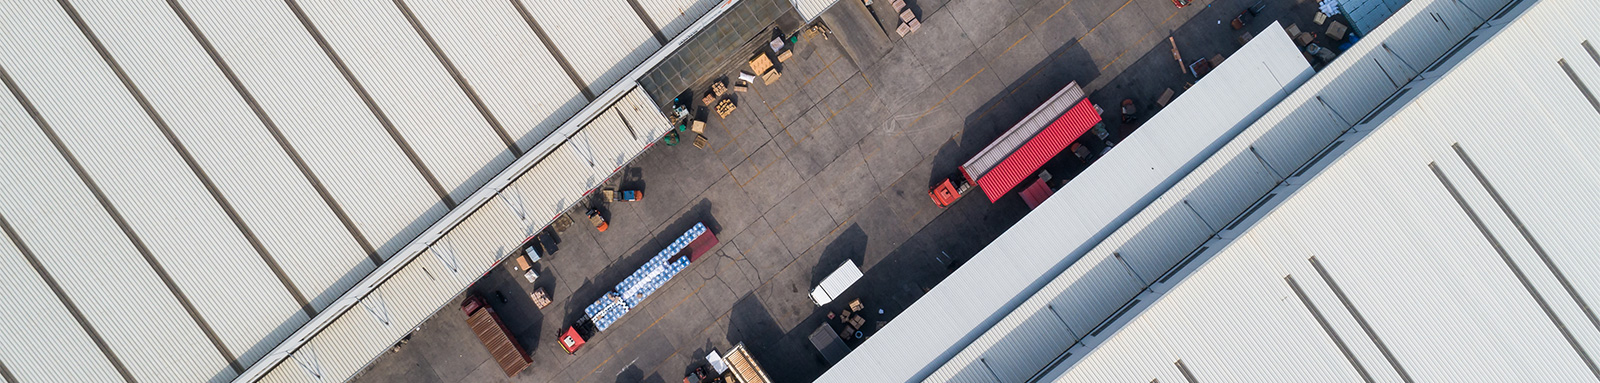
[930,176,972,208]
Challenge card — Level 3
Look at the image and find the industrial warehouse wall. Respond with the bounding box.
[917,0,1521,381]
[815,21,1313,383]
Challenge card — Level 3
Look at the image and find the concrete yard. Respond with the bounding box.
[352,0,1337,382]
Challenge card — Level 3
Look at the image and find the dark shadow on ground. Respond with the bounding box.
[727,295,831,382]
[466,263,546,355]
[810,224,868,287]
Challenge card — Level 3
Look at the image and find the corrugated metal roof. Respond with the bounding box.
[0,229,127,383]
[817,22,1313,383]
[641,0,724,39]
[403,0,590,149]
[174,0,450,259]
[1042,3,1600,379]
[523,0,664,95]
[296,0,520,204]
[973,99,1099,202]
[0,0,739,380]
[0,97,229,382]
[794,0,840,21]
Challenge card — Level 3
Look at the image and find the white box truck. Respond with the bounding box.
[810,260,863,306]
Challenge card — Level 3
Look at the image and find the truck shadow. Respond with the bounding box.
[810,224,867,287]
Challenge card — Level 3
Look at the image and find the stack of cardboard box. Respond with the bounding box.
[894,0,920,36]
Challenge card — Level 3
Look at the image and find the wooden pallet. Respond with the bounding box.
[531,288,552,309]
[715,99,737,118]
[749,53,773,74]
[711,81,728,97]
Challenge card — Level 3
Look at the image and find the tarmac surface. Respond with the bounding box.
[351,0,1340,382]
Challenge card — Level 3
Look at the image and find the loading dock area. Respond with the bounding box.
[353,0,1338,382]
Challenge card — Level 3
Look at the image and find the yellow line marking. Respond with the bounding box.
[1039,0,1081,29]
[773,56,842,110]
[1099,8,1182,71]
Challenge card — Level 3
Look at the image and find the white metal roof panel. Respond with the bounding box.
[71,0,372,313]
[1,0,307,374]
[177,0,447,258]
[824,23,1311,383]
[297,309,393,383]
[0,93,225,382]
[519,0,662,95]
[492,87,669,232]
[404,0,588,149]
[794,0,840,21]
[1045,246,1364,383]
[641,0,721,39]
[586,113,644,172]
[0,165,125,383]
[614,86,676,145]
[434,197,525,275]
[296,0,516,203]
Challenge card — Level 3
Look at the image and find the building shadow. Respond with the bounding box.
[809,224,868,288]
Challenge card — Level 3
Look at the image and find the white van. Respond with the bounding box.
[810,260,864,306]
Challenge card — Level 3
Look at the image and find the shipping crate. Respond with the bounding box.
[711,81,728,97]
[749,53,773,73]
[760,68,781,85]
[715,99,737,118]
[776,49,794,62]
[531,288,552,309]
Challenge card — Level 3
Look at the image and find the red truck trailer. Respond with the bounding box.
[462,295,532,376]
[931,81,1100,207]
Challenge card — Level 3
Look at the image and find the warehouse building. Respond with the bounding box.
[816,0,1600,381]
[0,0,844,382]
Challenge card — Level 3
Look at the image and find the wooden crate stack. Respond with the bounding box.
[894,0,920,36]
[715,99,736,118]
